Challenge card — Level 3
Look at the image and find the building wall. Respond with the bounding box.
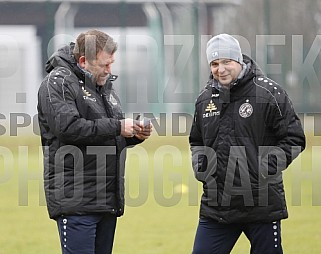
[0,26,41,120]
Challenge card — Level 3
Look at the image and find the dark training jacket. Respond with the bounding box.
[38,43,142,219]
[189,55,305,224]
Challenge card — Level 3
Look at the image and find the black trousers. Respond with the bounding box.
[192,217,283,254]
[56,213,117,254]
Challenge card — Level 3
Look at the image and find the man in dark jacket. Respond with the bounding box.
[189,34,305,254]
[37,30,152,254]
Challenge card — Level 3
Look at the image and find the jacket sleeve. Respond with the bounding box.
[265,89,306,171]
[38,71,121,145]
[125,136,144,146]
[189,104,206,175]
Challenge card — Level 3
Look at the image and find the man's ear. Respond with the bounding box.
[78,56,86,68]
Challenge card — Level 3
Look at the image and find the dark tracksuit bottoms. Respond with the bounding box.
[192,217,283,254]
[56,213,117,254]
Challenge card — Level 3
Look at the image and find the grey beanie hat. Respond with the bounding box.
[206,34,243,65]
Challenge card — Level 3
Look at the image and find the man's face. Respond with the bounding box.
[210,58,242,86]
[84,51,115,86]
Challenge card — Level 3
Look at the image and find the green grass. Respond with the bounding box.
[0,134,321,253]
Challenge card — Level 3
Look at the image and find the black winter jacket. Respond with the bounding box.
[189,55,305,224]
[38,43,142,219]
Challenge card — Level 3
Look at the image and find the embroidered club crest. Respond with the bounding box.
[109,94,118,105]
[239,102,253,118]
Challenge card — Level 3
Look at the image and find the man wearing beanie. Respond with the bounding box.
[189,34,305,253]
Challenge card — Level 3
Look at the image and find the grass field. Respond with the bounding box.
[0,134,321,254]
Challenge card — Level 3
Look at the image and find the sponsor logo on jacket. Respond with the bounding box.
[82,87,97,102]
[203,100,220,118]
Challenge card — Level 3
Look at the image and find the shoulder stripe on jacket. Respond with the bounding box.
[46,67,72,102]
[253,77,283,117]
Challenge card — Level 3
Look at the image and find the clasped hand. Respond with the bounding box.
[120,118,153,140]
